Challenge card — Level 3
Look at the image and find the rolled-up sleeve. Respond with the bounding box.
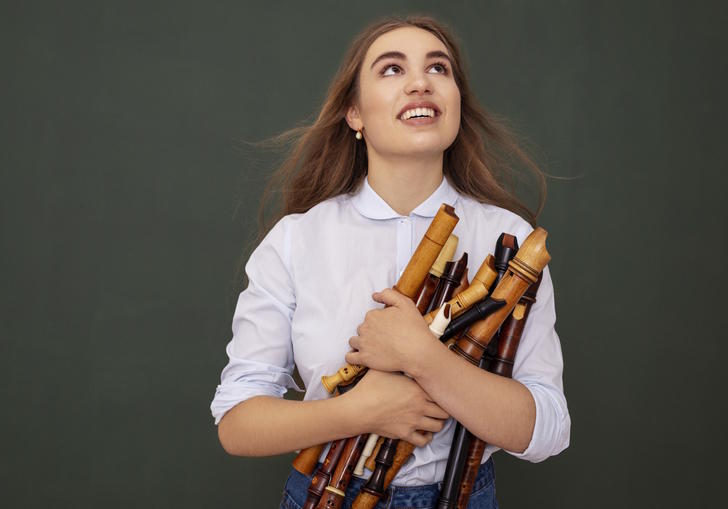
[210,218,303,425]
[506,265,571,462]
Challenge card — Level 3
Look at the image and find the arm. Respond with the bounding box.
[211,218,450,457]
[347,294,534,452]
[218,395,357,456]
[346,265,570,461]
[409,338,536,452]
[218,369,450,456]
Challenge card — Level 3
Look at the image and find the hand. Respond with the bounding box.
[344,369,449,447]
[345,288,436,374]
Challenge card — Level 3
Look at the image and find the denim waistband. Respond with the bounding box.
[280,456,497,509]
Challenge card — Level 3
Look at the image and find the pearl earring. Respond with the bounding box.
[355,130,362,140]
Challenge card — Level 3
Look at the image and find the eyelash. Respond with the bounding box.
[380,61,450,76]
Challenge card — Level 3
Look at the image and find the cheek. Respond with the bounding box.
[358,79,397,125]
[448,91,462,133]
[451,108,461,133]
[361,94,392,127]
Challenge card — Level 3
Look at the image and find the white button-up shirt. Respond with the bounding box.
[211,176,570,485]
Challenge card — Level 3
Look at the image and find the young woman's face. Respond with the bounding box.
[349,26,461,161]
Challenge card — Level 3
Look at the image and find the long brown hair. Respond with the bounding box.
[256,15,546,239]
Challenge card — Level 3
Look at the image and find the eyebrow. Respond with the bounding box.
[369,50,453,70]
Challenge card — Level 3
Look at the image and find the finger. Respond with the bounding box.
[372,288,409,308]
[345,350,361,366]
[348,336,361,350]
[410,431,433,447]
[419,416,446,433]
[424,402,450,420]
[363,308,381,321]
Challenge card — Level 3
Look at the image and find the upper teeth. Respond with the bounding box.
[400,107,436,120]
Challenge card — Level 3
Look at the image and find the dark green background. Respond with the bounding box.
[2,0,726,507]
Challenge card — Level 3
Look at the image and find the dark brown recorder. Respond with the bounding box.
[291,204,459,476]
[415,235,459,314]
[423,255,497,326]
[426,252,468,314]
[302,381,361,508]
[315,434,369,509]
[483,233,520,365]
[455,274,542,509]
[437,233,518,507]
[435,228,550,509]
[303,439,348,509]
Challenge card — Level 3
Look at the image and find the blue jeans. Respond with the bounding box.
[279,457,498,509]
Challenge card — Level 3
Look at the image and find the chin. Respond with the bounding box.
[396,137,450,154]
[406,141,452,156]
[371,135,453,160]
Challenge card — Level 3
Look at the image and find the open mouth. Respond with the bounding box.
[399,107,438,120]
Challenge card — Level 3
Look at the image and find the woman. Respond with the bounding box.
[211,16,570,509]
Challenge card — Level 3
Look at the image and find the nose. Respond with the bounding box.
[405,70,432,95]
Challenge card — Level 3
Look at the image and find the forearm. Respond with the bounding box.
[408,339,535,453]
[217,394,362,457]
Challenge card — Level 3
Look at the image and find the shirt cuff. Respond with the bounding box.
[210,359,304,425]
[506,382,570,463]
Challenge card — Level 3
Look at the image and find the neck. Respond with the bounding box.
[366,151,444,216]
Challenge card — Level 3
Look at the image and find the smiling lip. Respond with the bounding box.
[397,101,441,120]
[400,115,438,126]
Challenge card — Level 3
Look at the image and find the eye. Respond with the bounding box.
[428,61,450,75]
[381,63,403,76]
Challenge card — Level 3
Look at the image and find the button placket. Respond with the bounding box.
[395,217,412,279]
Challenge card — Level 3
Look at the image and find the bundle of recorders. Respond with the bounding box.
[292,203,551,509]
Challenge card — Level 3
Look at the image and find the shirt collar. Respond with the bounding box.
[351,175,459,220]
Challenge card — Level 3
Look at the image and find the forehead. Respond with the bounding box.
[363,26,450,64]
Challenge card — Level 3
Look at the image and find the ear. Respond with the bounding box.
[345,105,362,131]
